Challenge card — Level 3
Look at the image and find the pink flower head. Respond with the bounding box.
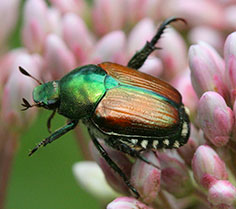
[197,91,234,147]
[192,145,228,189]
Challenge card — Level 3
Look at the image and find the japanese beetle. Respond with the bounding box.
[20,17,190,198]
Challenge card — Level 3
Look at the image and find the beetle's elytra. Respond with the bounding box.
[20,17,190,198]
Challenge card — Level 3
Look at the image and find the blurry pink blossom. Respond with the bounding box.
[189,42,227,99]
[207,180,236,207]
[43,34,76,80]
[92,0,126,36]
[62,13,94,64]
[91,31,126,64]
[192,145,228,189]
[0,0,20,49]
[197,91,234,147]
[107,197,153,209]
[131,151,160,203]
[1,52,40,130]
[158,151,192,198]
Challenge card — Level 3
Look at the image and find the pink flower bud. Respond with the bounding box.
[208,180,236,207]
[157,28,187,79]
[197,91,234,147]
[92,0,126,35]
[188,26,224,52]
[49,0,87,16]
[189,42,227,99]
[192,145,228,189]
[131,151,160,203]
[91,31,126,64]
[139,56,163,77]
[0,0,20,47]
[73,162,118,200]
[127,18,155,57]
[173,70,198,117]
[126,0,162,24]
[43,34,76,80]
[90,141,132,195]
[178,125,205,166]
[47,8,62,36]
[166,0,224,29]
[224,32,236,102]
[22,0,49,53]
[225,6,236,30]
[0,49,26,86]
[62,13,94,64]
[107,197,153,209]
[158,151,192,198]
[1,52,39,130]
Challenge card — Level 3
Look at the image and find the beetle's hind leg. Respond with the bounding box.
[29,120,78,156]
[88,131,140,198]
[127,17,186,70]
[113,140,160,169]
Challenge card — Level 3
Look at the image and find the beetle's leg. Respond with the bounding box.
[127,17,186,70]
[113,141,160,169]
[47,109,56,133]
[29,120,78,156]
[89,133,140,198]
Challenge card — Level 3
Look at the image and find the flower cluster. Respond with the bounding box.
[1,0,236,209]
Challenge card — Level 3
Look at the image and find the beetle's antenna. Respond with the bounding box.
[19,66,42,85]
[21,98,41,111]
[47,109,56,133]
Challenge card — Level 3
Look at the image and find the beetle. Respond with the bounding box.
[20,17,190,198]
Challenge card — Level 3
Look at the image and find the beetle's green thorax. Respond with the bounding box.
[33,81,59,109]
[58,65,118,119]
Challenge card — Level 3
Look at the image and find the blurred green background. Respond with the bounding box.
[6,112,101,209]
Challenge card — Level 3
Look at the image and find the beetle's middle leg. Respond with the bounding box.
[29,119,78,156]
[88,131,140,198]
[127,17,186,70]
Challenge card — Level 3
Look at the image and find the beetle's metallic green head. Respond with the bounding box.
[33,81,60,110]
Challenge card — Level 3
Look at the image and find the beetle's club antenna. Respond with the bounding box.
[19,66,42,85]
[19,66,44,111]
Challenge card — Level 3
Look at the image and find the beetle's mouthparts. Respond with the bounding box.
[21,98,41,111]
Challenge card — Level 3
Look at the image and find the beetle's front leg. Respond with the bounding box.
[88,132,140,198]
[29,120,78,156]
[127,17,185,70]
